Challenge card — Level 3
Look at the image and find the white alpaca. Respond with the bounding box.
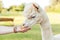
[23,3,60,40]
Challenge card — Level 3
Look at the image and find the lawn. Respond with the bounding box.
[0,24,60,40]
[0,12,60,40]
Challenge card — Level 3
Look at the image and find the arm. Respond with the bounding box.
[0,26,18,34]
[0,26,31,35]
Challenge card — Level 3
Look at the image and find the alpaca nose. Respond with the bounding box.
[23,24,25,26]
[23,24,29,28]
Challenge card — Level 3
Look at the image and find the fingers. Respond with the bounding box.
[20,27,31,33]
[21,28,31,33]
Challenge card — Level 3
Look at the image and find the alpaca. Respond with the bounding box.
[23,3,60,40]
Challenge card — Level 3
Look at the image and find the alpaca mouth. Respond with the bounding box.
[23,24,29,28]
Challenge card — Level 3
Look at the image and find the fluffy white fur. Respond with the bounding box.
[23,3,60,40]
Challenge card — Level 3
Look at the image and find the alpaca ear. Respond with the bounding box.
[33,3,39,10]
[32,3,40,12]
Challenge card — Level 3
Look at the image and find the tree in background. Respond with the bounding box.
[7,5,16,12]
[45,0,60,12]
[0,0,7,14]
[7,3,24,12]
[18,3,25,11]
[0,0,25,14]
[0,0,3,13]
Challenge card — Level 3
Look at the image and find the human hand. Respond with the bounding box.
[14,25,31,33]
[20,27,31,33]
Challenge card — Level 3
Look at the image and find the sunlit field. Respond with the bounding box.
[0,12,60,40]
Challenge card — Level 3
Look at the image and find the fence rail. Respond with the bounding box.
[0,18,14,21]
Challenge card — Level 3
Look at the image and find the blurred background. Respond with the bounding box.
[0,0,60,40]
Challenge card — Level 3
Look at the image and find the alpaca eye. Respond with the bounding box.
[31,16,36,18]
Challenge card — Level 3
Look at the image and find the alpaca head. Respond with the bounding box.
[23,3,42,27]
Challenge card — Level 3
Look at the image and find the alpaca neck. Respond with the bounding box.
[40,20,54,40]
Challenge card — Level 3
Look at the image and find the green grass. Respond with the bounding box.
[0,24,60,40]
[52,24,60,34]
